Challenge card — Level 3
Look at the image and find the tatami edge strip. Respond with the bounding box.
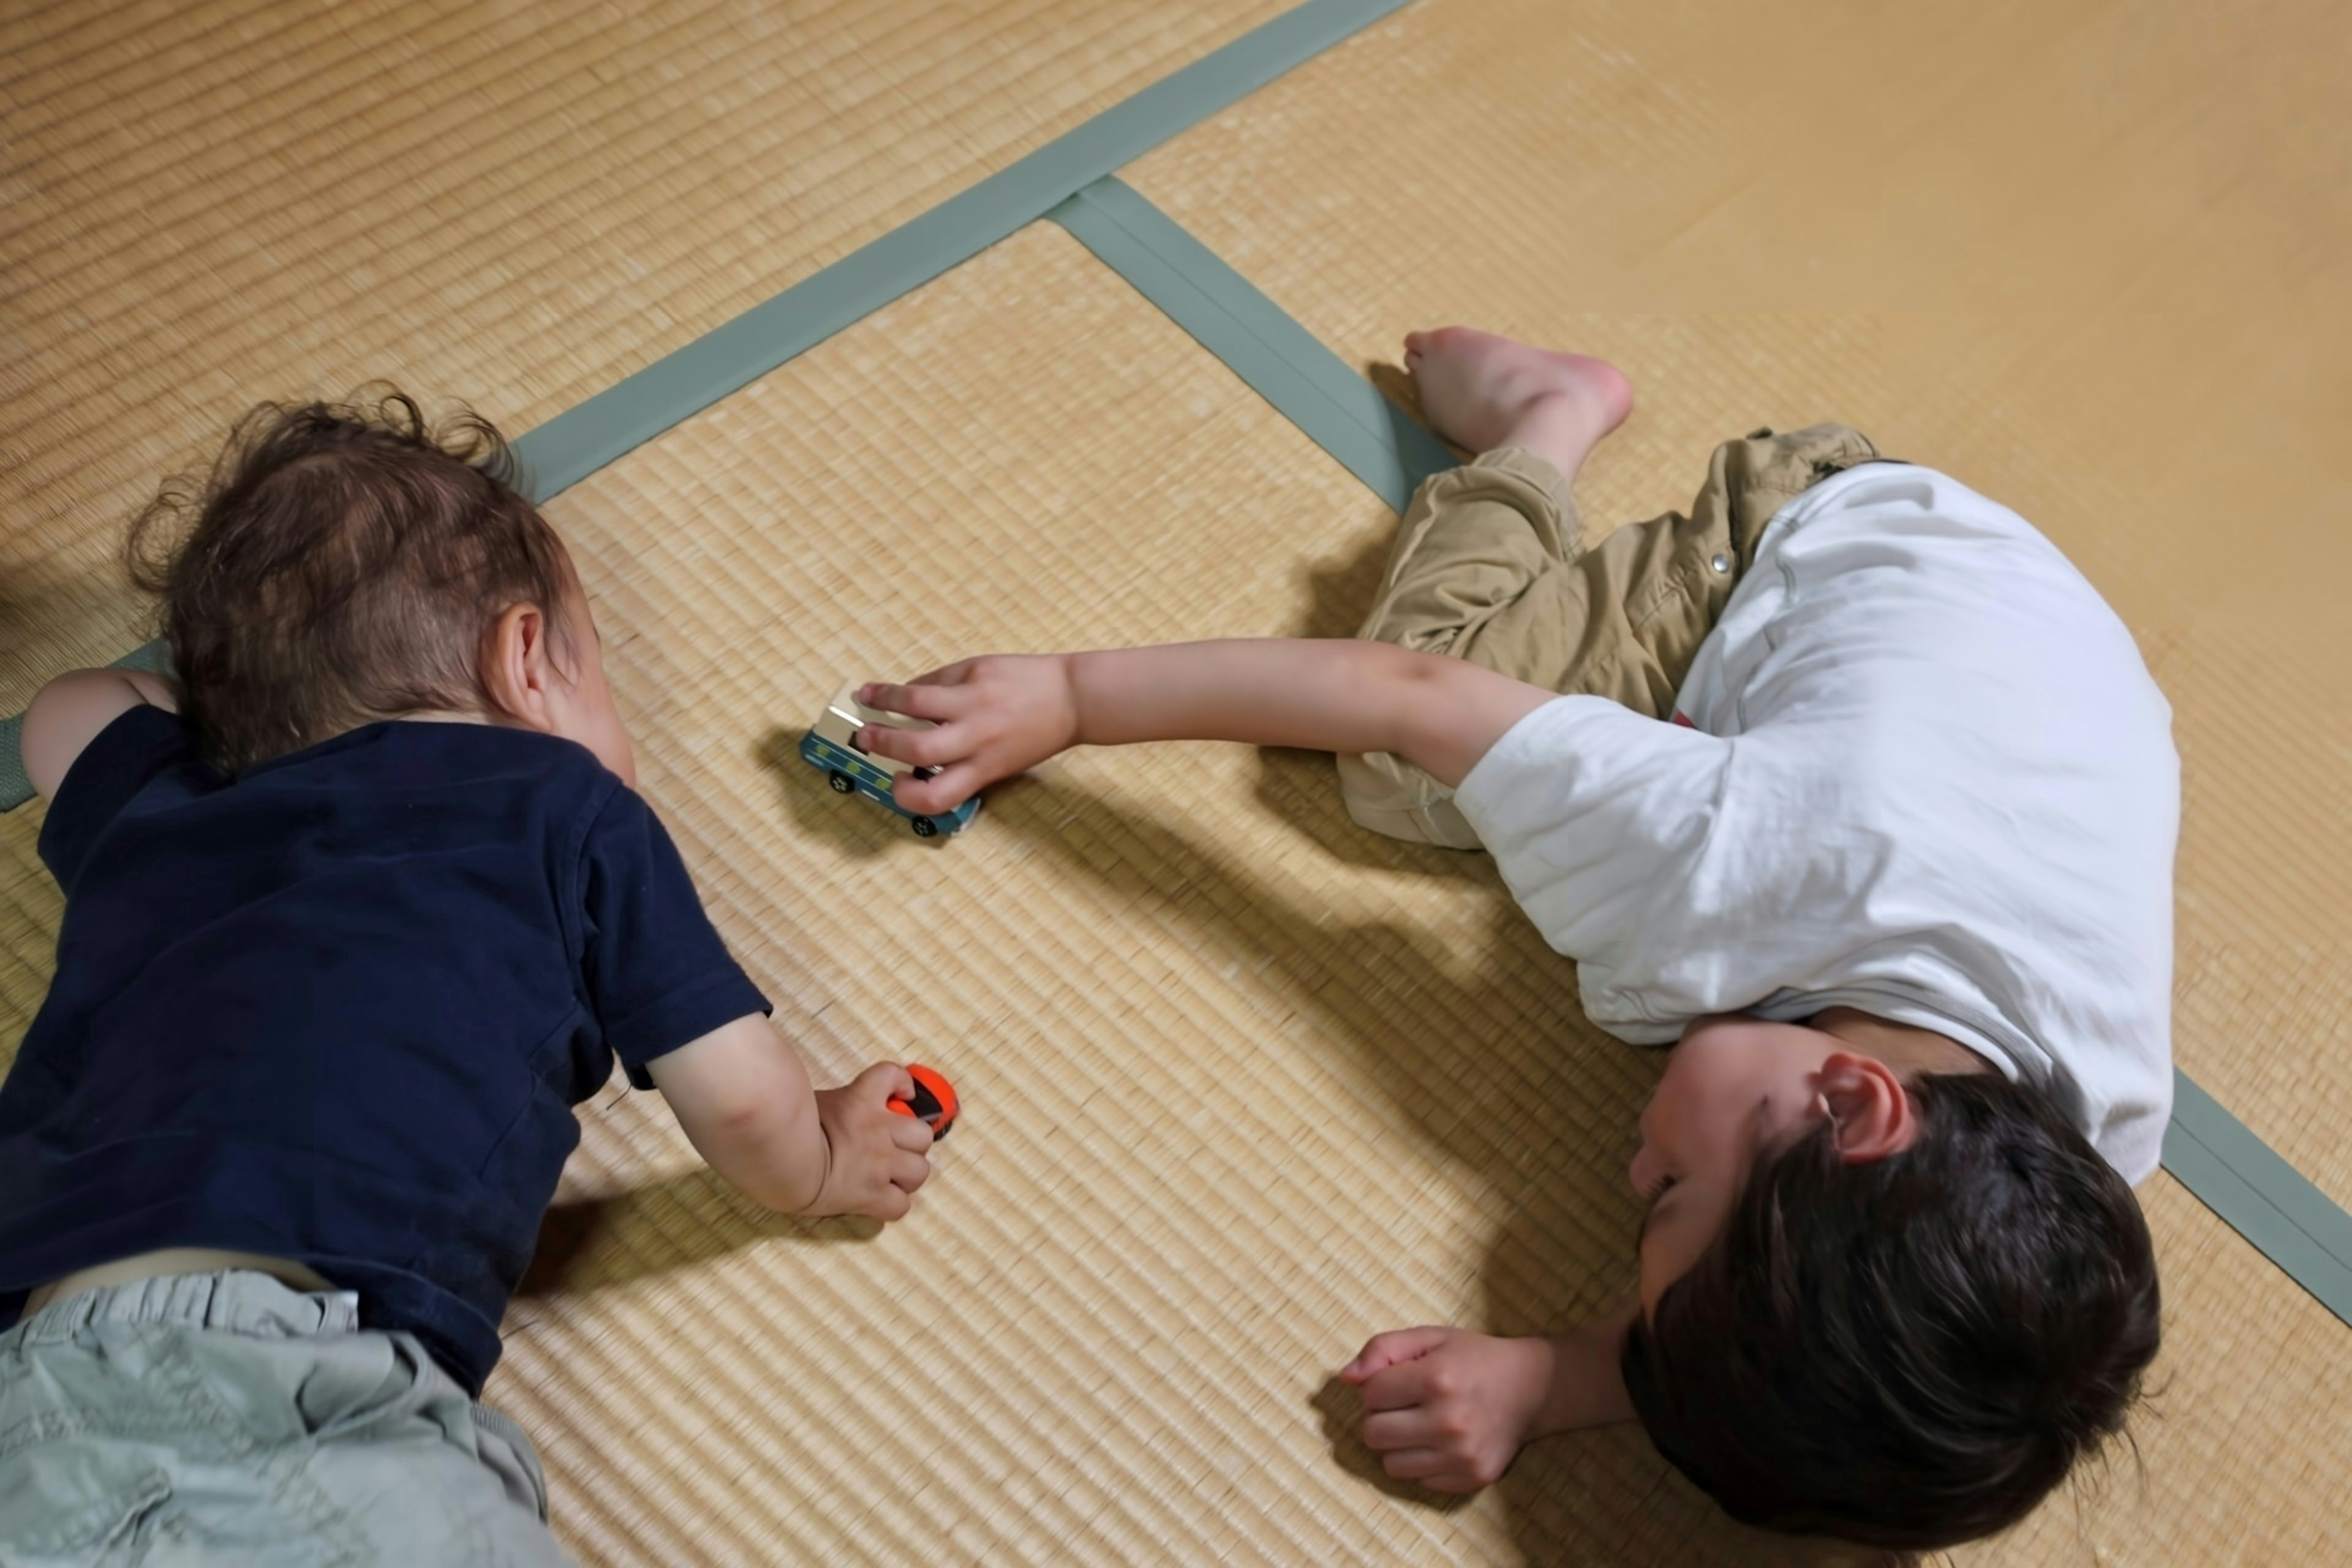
[0,0,1417,812]
[0,717,22,816]
[0,642,173,810]
[507,0,1415,503]
[7,0,2343,1351]
[1050,179,2352,1333]
[2164,1070,2352,1327]
[1047,176,1455,513]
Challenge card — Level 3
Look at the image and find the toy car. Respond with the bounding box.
[800,680,981,839]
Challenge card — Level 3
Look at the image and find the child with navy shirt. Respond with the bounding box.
[0,396,935,1563]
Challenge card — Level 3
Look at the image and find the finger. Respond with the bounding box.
[910,658,976,689]
[856,722,959,769]
[892,761,984,817]
[856,680,974,723]
[1379,1447,1450,1483]
[1357,1357,1443,1415]
[888,1114,936,1154]
[869,1186,912,1223]
[860,1061,918,1103]
[1360,1408,1442,1454]
[1342,1327,1450,1384]
[892,1152,932,1193]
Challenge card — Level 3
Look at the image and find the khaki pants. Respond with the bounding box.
[1337,424,1882,848]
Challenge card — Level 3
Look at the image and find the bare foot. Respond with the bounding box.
[1404,327,1632,479]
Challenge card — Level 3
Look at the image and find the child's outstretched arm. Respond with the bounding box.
[649,1017,933,1220]
[1341,1300,1640,1492]
[856,641,1557,815]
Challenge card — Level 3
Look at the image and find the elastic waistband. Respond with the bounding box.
[9,1269,360,1347]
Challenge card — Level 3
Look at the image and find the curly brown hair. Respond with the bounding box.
[129,390,576,774]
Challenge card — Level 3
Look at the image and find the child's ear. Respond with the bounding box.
[1814,1052,1918,1165]
[481,601,559,731]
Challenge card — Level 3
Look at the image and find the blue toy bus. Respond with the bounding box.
[800,680,981,839]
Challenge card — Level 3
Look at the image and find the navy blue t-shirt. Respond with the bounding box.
[0,708,768,1394]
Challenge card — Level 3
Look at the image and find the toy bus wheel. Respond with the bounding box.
[911,816,938,839]
[827,771,854,794]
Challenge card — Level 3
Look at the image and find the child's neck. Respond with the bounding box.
[1812,1006,1994,1079]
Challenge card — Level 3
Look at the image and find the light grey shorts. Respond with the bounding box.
[0,1270,571,1567]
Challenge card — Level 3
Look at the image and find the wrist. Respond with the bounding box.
[1058,650,1096,748]
[1529,1303,1640,1436]
[785,1115,836,1215]
[1509,1335,1572,1441]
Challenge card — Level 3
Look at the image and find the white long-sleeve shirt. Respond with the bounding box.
[1452,464,2178,1181]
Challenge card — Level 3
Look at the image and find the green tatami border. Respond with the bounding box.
[6,0,2348,1339]
[507,0,1415,503]
[0,0,1415,812]
[2164,1072,2352,1327]
[1049,177,1456,513]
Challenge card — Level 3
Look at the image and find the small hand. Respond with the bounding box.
[855,655,1080,815]
[1341,1327,1555,1493]
[807,1063,935,1221]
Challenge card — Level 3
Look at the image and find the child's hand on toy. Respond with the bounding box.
[857,656,1079,814]
[1341,1327,1558,1493]
[806,1063,935,1221]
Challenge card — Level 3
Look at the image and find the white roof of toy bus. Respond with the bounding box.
[813,679,936,772]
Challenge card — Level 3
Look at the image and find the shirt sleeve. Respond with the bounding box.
[576,786,771,1090]
[1452,696,1734,986]
[34,704,191,895]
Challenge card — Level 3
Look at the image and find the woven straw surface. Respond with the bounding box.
[4,1,2350,1563]
[0,0,1288,714]
[1128,0,2352,1218]
[10,209,2344,1566]
[503,223,1825,1566]
[1125,1,2352,1559]
[1,220,1879,1565]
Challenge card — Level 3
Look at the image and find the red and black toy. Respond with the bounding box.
[887,1063,959,1140]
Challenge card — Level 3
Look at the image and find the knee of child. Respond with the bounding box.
[1618,1071,2160,1551]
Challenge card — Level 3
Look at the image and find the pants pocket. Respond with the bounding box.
[0,1442,173,1567]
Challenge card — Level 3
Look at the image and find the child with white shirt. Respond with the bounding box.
[853,327,2172,1551]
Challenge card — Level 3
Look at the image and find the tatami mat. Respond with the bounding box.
[5,1,2350,1563]
[0,0,1289,713]
[5,208,2346,1559]
[496,221,1738,1566]
[1127,0,2352,1214]
[1115,2,2352,1557]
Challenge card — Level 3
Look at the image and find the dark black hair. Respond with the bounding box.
[1620,1071,2160,1551]
[129,389,573,774]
